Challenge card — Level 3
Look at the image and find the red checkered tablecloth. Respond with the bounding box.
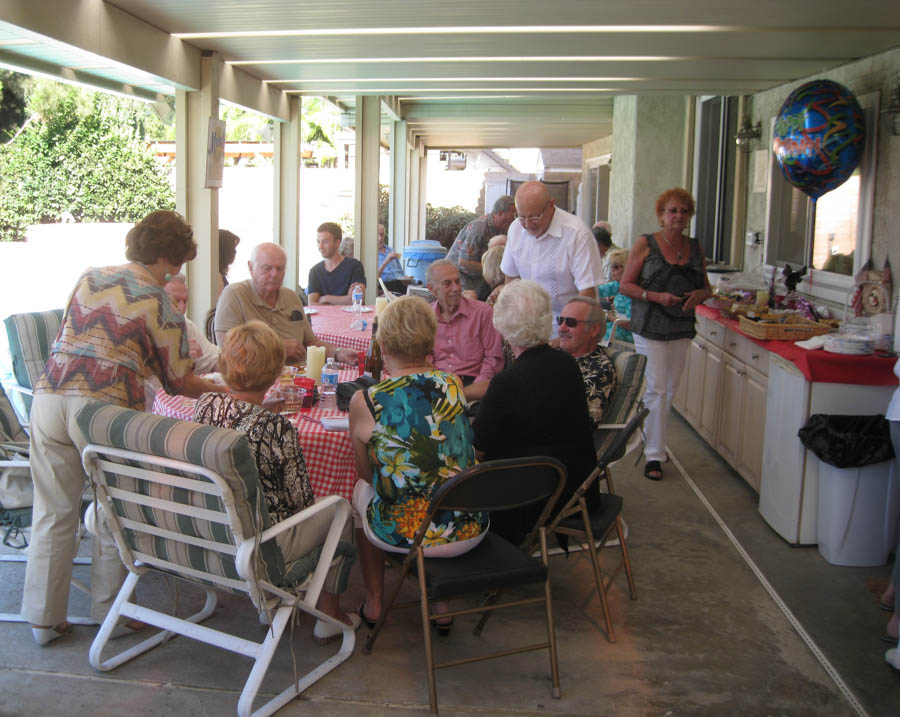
[308,304,374,353]
[152,369,360,501]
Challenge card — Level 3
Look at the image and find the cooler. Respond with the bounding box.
[402,240,447,285]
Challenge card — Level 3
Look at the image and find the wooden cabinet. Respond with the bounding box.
[675,317,768,492]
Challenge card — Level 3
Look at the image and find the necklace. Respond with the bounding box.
[659,232,685,261]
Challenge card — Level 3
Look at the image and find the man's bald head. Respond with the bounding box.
[515,181,555,237]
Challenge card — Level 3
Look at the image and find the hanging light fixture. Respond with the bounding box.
[881,76,900,136]
[734,120,762,154]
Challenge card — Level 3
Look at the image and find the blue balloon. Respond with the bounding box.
[772,80,865,201]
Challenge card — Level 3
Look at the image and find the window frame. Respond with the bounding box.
[763,91,879,304]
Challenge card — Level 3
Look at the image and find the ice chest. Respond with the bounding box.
[402,240,447,284]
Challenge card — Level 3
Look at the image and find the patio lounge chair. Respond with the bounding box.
[77,402,357,717]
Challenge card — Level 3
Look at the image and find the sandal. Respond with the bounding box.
[644,460,663,481]
[430,603,453,636]
[32,621,72,646]
[358,603,377,630]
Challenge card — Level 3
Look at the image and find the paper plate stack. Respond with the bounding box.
[823,333,875,355]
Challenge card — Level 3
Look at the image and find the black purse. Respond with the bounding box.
[336,374,378,411]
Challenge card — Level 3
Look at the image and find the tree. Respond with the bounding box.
[0,80,174,241]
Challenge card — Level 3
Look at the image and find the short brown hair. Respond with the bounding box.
[317,221,342,242]
[655,188,696,218]
[125,210,197,265]
[218,229,240,275]
[219,321,285,392]
[377,296,436,365]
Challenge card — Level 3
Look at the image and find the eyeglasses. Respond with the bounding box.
[518,200,551,225]
[557,316,593,327]
[664,207,691,215]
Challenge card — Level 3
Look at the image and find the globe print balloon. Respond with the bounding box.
[772,80,865,200]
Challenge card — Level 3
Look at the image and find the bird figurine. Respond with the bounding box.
[782,264,807,294]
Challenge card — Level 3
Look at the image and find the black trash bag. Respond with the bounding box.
[797,414,895,469]
[336,374,377,411]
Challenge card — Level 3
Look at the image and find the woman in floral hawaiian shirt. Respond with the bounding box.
[349,296,487,632]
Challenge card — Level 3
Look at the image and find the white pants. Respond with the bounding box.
[632,335,691,463]
[21,393,125,626]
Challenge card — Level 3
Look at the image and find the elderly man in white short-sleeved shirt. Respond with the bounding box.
[501,181,603,336]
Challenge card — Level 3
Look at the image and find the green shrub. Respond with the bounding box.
[0,87,173,241]
[425,203,477,248]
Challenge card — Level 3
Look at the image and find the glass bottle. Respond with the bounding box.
[365,318,384,381]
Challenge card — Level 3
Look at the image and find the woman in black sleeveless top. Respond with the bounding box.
[619,188,712,480]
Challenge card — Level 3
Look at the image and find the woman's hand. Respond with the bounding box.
[655,292,684,308]
[682,287,711,310]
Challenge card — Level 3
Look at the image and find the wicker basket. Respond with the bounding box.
[738,315,834,341]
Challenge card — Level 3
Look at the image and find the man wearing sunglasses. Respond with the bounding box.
[557,297,617,428]
[501,181,603,336]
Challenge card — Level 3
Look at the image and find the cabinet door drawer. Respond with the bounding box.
[743,338,769,376]
[697,315,725,348]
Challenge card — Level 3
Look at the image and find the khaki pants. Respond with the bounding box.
[21,393,126,626]
[275,497,352,594]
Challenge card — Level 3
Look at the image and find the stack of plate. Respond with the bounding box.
[823,333,875,355]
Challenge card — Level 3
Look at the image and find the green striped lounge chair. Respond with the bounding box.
[3,308,64,425]
[76,402,357,717]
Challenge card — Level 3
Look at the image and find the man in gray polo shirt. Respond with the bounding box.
[215,242,356,365]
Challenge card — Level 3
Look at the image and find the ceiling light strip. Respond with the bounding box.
[175,25,746,40]
[229,55,677,65]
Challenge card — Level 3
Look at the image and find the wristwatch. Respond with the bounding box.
[641,289,648,302]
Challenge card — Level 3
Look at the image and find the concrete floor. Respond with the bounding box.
[2,413,898,716]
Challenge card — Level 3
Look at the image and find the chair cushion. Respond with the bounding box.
[4,309,63,390]
[415,533,548,600]
[556,493,622,540]
[75,401,286,593]
[595,349,646,460]
[0,384,27,442]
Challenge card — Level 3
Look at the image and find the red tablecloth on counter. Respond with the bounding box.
[152,369,359,501]
[696,304,897,386]
[308,304,374,354]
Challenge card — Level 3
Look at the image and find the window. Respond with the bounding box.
[764,91,879,303]
[693,96,738,265]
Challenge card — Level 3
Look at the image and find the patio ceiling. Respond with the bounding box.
[1,0,898,148]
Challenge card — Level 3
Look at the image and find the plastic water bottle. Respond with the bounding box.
[351,285,363,314]
[319,358,339,410]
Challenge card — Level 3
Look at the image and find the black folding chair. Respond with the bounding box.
[362,456,566,716]
[545,407,649,643]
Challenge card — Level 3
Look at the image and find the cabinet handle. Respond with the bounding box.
[729,342,737,348]
[751,354,759,360]
[710,330,718,336]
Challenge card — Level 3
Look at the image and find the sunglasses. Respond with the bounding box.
[556,316,593,327]
[609,264,624,270]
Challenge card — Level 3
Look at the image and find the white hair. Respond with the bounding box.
[492,280,552,349]
[249,242,285,265]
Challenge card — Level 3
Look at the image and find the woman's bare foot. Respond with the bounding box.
[881,584,896,611]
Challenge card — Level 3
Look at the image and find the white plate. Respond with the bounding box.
[304,307,318,315]
[342,306,373,313]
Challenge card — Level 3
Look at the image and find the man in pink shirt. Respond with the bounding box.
[426,259,504,401]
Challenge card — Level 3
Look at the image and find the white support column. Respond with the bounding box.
[407,142,420,244]
[180,54,221,325]
[354,95,381,304]
[416,143,428,242]
[273,96,302,290]
[389,120,408,248]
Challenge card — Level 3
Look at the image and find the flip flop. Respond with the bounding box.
[32,621,72,646]
[644,460,663,481]
[881,632,898,644]
[880,602,894,612]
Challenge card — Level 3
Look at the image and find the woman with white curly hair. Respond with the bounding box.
[472,280,596,544]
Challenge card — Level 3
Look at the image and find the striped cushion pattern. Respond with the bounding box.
[595,348,647,460]
[4,309,63,390]
[75,401,286,593]
[0,383,27,442]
